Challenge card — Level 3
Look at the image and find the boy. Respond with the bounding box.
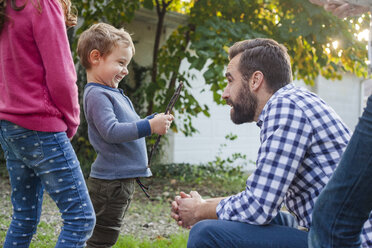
[77,22,174,247]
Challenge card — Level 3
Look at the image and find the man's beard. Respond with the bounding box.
[227,84,258,124]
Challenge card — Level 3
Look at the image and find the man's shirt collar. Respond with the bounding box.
[256,83,295,128]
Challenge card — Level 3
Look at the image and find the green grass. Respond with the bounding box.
[0,220,58,248]
[0,216,10,245]
[1,221,188,248]
[113,232,188,248]
[30,221,58,248]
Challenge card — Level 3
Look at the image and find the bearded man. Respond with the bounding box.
[171,38,352,248]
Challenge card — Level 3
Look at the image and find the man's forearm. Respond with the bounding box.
[196,197,226,221]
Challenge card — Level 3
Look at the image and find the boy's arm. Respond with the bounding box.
[85,90,150,143]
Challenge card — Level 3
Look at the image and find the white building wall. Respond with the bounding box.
[126,8,187,67]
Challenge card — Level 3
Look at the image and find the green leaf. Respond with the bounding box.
[143,0,154,10]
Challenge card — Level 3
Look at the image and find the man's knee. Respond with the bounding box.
[187,220,222,248]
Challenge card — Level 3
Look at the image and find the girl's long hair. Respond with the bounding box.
[0,0,77,33]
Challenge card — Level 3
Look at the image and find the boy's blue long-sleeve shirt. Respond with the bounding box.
[83,83,152,179]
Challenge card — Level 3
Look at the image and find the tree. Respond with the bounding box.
[70,0,368,169]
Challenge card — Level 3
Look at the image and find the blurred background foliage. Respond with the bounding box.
[0,0,369,177]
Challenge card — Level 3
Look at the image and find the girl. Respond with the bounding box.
[0,0,95,247]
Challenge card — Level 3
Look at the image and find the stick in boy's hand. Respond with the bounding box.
[148,82,184,167]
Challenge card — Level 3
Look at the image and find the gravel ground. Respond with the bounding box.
[0,177,187,241]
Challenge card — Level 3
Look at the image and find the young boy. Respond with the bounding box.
[77,22,174,247]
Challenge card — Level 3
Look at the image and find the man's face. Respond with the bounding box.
[222,54,258,124]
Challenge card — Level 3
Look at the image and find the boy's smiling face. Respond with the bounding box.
[89,42,133,88]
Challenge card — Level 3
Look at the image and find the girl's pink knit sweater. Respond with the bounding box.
[0,0,79,138]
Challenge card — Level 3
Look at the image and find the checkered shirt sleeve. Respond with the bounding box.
[216,95,313,224]
[362,217,372,247]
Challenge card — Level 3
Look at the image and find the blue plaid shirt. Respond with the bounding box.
[216,83,350,228]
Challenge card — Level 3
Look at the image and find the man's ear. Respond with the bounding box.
[250,71,264,92]
[89,49,102,66]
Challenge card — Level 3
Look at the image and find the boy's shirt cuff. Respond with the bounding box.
[136,119,152,138]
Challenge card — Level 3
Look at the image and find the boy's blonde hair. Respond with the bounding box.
[77,22,135,69]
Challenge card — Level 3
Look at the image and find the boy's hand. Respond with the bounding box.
[149,113,174,135]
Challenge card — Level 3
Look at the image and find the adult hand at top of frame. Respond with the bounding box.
[324,0,370,18]
[309,0,328,6]
[149,113,174,135]
[171,191,203,229]
[308,0,370,18]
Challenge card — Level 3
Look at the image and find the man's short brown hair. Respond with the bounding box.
[77,22,135,69]
[229,38,292,93]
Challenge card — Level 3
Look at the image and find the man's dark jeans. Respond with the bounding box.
[188,211,308,248]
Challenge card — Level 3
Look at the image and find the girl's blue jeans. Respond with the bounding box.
[0,120,95,247]
[308,94,372,248]
[187,211,308,248]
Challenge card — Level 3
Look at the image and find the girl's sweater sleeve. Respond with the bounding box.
[32,0,79,138]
